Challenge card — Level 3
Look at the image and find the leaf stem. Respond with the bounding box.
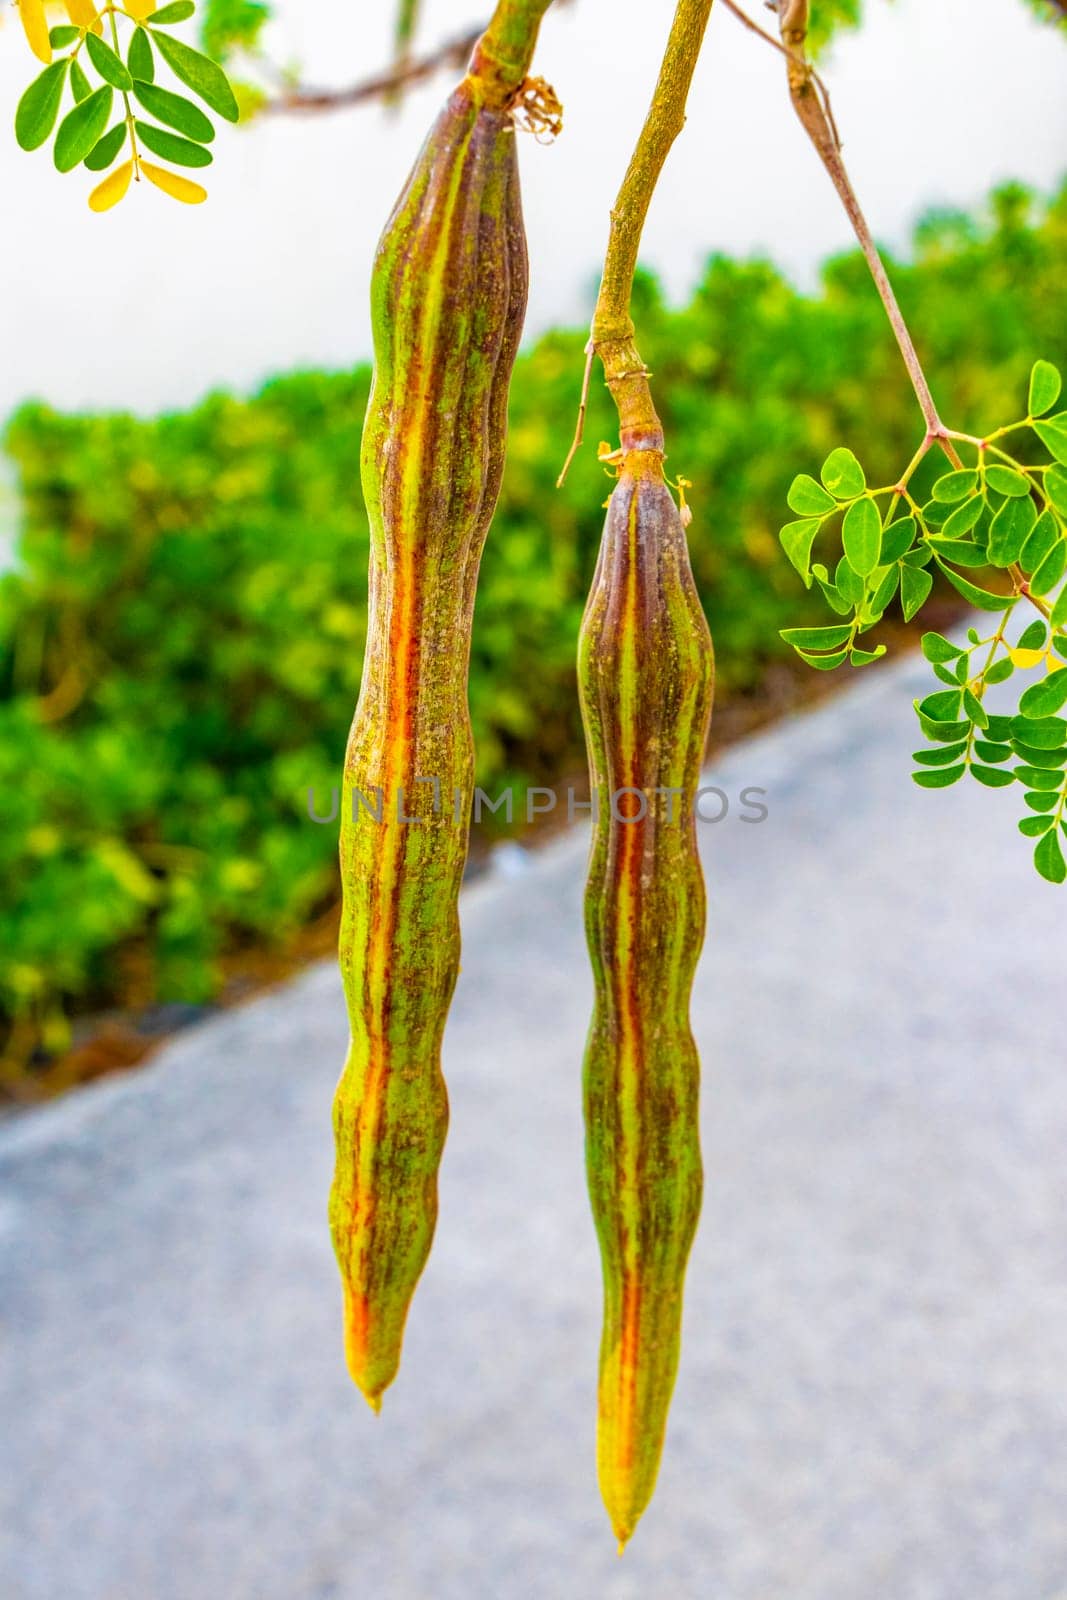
[104,2,142,178]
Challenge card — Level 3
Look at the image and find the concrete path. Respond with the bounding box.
[2,651,1065,1600]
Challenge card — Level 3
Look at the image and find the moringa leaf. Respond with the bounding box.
[1034,828,1067,883]
[1031,537,1067,597]
[129,27,155,84]
[984,464,1030,498]
[913,741,968,766]
[1029,360,1062,418]
[901,563,933,622]
[84,121,128,171]
[133,80,215,141]
[85,30,133,91]
[151,31,239,121]
[779,517,820,585]
[1034,412,1067,466]
[787,473,835,517]
[912,765,965,788]
[931,470,978,503]
[780,624,853,650]
[54,85,112,172]
[820,447,866,499]
[1018,671,1067,718]
[135,120,213,166]
[933,557,1017,612]
[15,59,69,151]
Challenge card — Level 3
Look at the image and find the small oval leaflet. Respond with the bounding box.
[129,27,155,85]
[970,765,1015,788]
[841,497,881,577]
[89,159,134,212]
[1034,412,1067,468]
[921,633,964,664]
[1018,671,1067,720]
[912,765,966,788]
[140,159,207,204]
[913,742,968,767]
[133,80,215,142]
[880,516,916,565]
[151,31,240,122]
[918,689,963,722]
[786,473,835,518]
[85,30,133,91]
[54,85,113,173]
[941,494,985,540]
[15,59,70,152]
[778,517,820,585]
[1034,828,1067,884]
[900,563,932,622]
[820,447,866,500]
[984,464,1030,498]
[1010,714,1067,748]
[931,470,977,504]
[1029,359,1062,418]
[1030,537,1067,598]
[85,121,128,172]
[149,1,197,22]
[779,624,852,650]
[136,121,213,168]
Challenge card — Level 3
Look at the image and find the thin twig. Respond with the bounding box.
[760,0,963,466]
[267,0,556,115]
[718,0,840,147]
[263,26,483,115]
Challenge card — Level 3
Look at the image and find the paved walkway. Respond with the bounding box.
[2,651,1065,1600]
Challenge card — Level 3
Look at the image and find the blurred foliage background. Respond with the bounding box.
[1,177,1065,1088]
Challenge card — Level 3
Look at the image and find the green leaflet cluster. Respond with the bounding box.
[15,2,238,209]
[779,358,1067,883]
[913,625,1067,882]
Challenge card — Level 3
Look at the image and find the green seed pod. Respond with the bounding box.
[329,72,529,1410]
[578,446,714,1546]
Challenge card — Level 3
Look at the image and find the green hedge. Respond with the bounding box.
[2,179,1065,1064]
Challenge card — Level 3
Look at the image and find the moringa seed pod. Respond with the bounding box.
[329,70,529,1410]
[578,443,714,1547]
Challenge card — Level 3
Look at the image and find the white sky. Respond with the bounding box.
[0,0,1064,420]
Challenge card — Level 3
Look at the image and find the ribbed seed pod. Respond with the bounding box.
[329,74,529,1410]
[579,446,714,1547]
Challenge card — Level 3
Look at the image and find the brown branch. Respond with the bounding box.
[262,26,484,115]
[264,0,568,115]
[725,0,962,465]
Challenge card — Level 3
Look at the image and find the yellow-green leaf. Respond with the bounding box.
[88,159,133,211]
[140,159,207,204]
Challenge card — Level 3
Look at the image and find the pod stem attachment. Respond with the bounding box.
[470,0,556,106]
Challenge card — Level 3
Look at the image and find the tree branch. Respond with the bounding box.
[765,0,963,463]
[263,26,484,115]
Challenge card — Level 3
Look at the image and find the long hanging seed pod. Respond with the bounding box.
[580,427,714,1548]
[330,2,554,1411]
[566,0,716,1547]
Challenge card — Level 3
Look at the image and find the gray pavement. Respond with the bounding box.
[2,649,1066,1600]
